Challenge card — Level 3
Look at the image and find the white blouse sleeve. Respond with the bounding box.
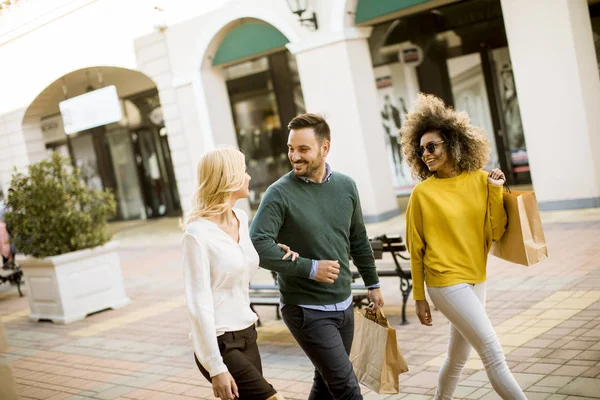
[182,233,228,377]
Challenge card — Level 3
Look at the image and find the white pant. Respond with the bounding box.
[427,282,526,400]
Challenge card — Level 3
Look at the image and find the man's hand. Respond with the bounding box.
[366,288,384,313]
[212,371,238,400]
[415,299,432,326]
[315,260,340,283]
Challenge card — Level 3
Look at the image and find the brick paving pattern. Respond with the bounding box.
[1,209,599,399]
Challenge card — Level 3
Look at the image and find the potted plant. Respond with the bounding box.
[4,152,130,324]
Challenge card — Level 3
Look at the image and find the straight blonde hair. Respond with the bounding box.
[182,147,246,228]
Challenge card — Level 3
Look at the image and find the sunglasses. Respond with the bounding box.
[417,140,444,158]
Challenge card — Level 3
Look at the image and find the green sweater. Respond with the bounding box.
[250,171,379,305]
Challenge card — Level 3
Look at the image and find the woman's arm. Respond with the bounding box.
[406,190,427,301]
[182,234,227,377]
[487,169,508,241]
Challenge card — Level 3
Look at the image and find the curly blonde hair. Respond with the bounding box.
[399,94,491,181]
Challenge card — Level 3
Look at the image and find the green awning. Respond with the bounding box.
[212,22,290,66]
[355,0,432,24]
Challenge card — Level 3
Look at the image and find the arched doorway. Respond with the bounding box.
[23,66,181,220]
[201,19,306,210]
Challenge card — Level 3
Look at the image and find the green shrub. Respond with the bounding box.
[4,152,116,258]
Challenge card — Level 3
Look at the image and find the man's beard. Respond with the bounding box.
[292,152,323,178]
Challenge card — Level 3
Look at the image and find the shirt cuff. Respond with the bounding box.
[366,283,380,289]
[309,260,318,280]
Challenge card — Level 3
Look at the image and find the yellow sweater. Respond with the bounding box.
[406,170,507,301]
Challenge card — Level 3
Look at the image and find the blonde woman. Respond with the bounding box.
[182,148,291,400]
[401,95,526,400]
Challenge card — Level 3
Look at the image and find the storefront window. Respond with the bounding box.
[127,91,181,218]
[106,126,145,220]
[225,51,305,209]
[373,62,420,195]
[492,48,528,176]
[369,0,530,186]
[447,53,498,169]
[70,133,103,192]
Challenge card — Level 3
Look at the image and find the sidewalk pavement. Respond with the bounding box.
[1,208,600,399]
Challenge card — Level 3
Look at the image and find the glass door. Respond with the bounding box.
[69,132,104,191]
[131,128,169,218]
[106,127,145,220]
[491,47,530,184]
[446,53,499,170]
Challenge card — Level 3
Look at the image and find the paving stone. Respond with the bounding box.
[535,376,575,388]
[525,364,563,375]
[3,214,599,400]
[574,351,600,361]
[557,377,600,398]
[400,371,439,389]
[466,388,493,399]
[581,366,600,378]
[563,341,595,351]
[528,385,559,394]
[545,395,567,400]
[548,350,584,360]
[511,373,546,390]
[453,385,478,398]
[553,365,595,376]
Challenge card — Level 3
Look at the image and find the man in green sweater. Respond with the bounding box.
[250,113,384,400]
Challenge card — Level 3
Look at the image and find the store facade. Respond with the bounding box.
[1,0,600,219]
[22,67,181,220]
[366,0,531,194]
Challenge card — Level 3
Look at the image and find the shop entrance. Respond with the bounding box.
[224,51,305,210]
[34,67,181,220]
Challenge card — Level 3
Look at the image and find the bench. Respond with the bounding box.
[249,273,370,326]
[352,234,412,325]
[250,234,412,325]
[0,261,24,297]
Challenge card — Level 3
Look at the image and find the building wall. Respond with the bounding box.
[2,0,600,212]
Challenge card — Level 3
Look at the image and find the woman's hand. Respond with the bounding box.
[277,243,299,261]
[487,168,506,187]
[212,371,238,400]
[416,300,433,326]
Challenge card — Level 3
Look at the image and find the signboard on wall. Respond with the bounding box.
[59,85,122,134]
[40,114,67,144]
[400,44,423,67]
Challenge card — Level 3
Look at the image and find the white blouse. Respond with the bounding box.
[182,208,260,377]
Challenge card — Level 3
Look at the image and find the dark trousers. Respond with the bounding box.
[194,324,276,400]
[281,305,362,400]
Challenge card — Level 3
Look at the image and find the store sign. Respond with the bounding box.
[40,114,67,144]
[59,85,122,134]
[400,45,423,67]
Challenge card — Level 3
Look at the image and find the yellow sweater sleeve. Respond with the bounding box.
[406,190,427,301]
[488,184,507,241]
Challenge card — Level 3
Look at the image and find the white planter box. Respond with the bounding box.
[19,241,130,324]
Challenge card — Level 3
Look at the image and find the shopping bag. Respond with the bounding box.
[490,190,548,266]
[349,308,408,394]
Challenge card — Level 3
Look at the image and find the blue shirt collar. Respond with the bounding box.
[298,163,332,184]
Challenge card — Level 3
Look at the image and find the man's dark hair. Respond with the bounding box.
[287,113,331,143]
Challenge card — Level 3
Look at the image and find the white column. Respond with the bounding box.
[0,108,31,195]
[288,28,399,222]
[501,0,600,210]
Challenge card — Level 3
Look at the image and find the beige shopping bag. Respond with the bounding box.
[490,190,548,266]
[349,308,408,394]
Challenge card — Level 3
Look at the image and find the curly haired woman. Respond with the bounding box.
[400,94,526,400]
